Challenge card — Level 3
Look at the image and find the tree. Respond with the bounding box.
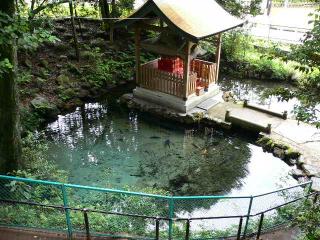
[264,7,320,127]
[294,6,320,67]
[0,1,22,173]
[99,0,110,20]
[217,0,263,17]
[28,0,69,21]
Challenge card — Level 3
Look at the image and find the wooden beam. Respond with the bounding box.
[135,26,141,85]
[183,41,192,100]
[215,33,222,82]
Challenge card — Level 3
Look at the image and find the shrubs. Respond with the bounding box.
[217,30,303,82]
[81,47,135,87]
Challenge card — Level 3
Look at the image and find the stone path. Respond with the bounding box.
[206,97,320,187]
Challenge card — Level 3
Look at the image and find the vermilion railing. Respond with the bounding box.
[139,58,217,99]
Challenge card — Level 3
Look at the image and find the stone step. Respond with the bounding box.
[196,98,219,111]
[225,110,272,133]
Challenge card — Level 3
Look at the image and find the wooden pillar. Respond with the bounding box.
[135,27,141,85]
[215,33,222,82]
[183,41,192,100]
[160,19,164,28]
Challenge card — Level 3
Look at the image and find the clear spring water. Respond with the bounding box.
[219,77,320,120]
[219,78,300,117]
[44,82,297,197]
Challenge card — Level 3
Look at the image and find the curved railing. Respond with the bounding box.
[0,175,315,240]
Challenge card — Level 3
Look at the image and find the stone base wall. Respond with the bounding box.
[133,84,220,113]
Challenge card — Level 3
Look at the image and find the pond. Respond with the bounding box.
[218,77,301,118]
[44,82,297,198]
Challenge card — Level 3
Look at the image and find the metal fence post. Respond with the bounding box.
[168,197,175,240]
[237,217,243,240]
[256,213,264,240]
[313,193,318,205]
[61,184,72,239]
[185,219,190,240]
[155,218,160,240]
[83,209,91,240]
[243,196,253,238]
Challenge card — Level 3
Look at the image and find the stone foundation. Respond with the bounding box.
[133,84,220,113]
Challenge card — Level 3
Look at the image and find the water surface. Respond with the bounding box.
[45,100,296,197]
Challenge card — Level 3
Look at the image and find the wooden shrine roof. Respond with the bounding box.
[116,0,246,42]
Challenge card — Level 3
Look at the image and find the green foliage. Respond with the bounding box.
[19,27,59,51]
[14,132,67,182]
[292,197,320,240]
[217,29,319,126]
[0,12,59,56]
[82,47,135,87]
[291,7,320,67]
[219,30,303,82]
[0,58,13,75]
[117,0,135,17]
[262,87,295,101]
[58,86,77,101]
[20,107,43,133]
[217,0,262,17]
[17,70,32,85]
[82,48,113,87]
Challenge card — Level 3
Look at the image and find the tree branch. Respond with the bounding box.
[30,0,69,18]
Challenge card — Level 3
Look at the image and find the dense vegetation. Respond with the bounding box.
[206,6,320,127]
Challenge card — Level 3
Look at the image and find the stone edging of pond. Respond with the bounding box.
[120,93,232,129]
[120,93,320,192]
[256,135,305,177]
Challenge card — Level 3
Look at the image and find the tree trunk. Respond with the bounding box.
[99,0,110,31]
[69,0,80,61]
[111,0,116,17]
[99,0,110,20]
[0,0,22,174]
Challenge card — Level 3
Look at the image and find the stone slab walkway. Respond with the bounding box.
[206,100,320,184]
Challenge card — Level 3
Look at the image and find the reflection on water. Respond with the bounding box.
[219,78,301,117]
[45,100,296,197]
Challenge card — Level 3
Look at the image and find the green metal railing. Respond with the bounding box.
[0,175,314,239]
